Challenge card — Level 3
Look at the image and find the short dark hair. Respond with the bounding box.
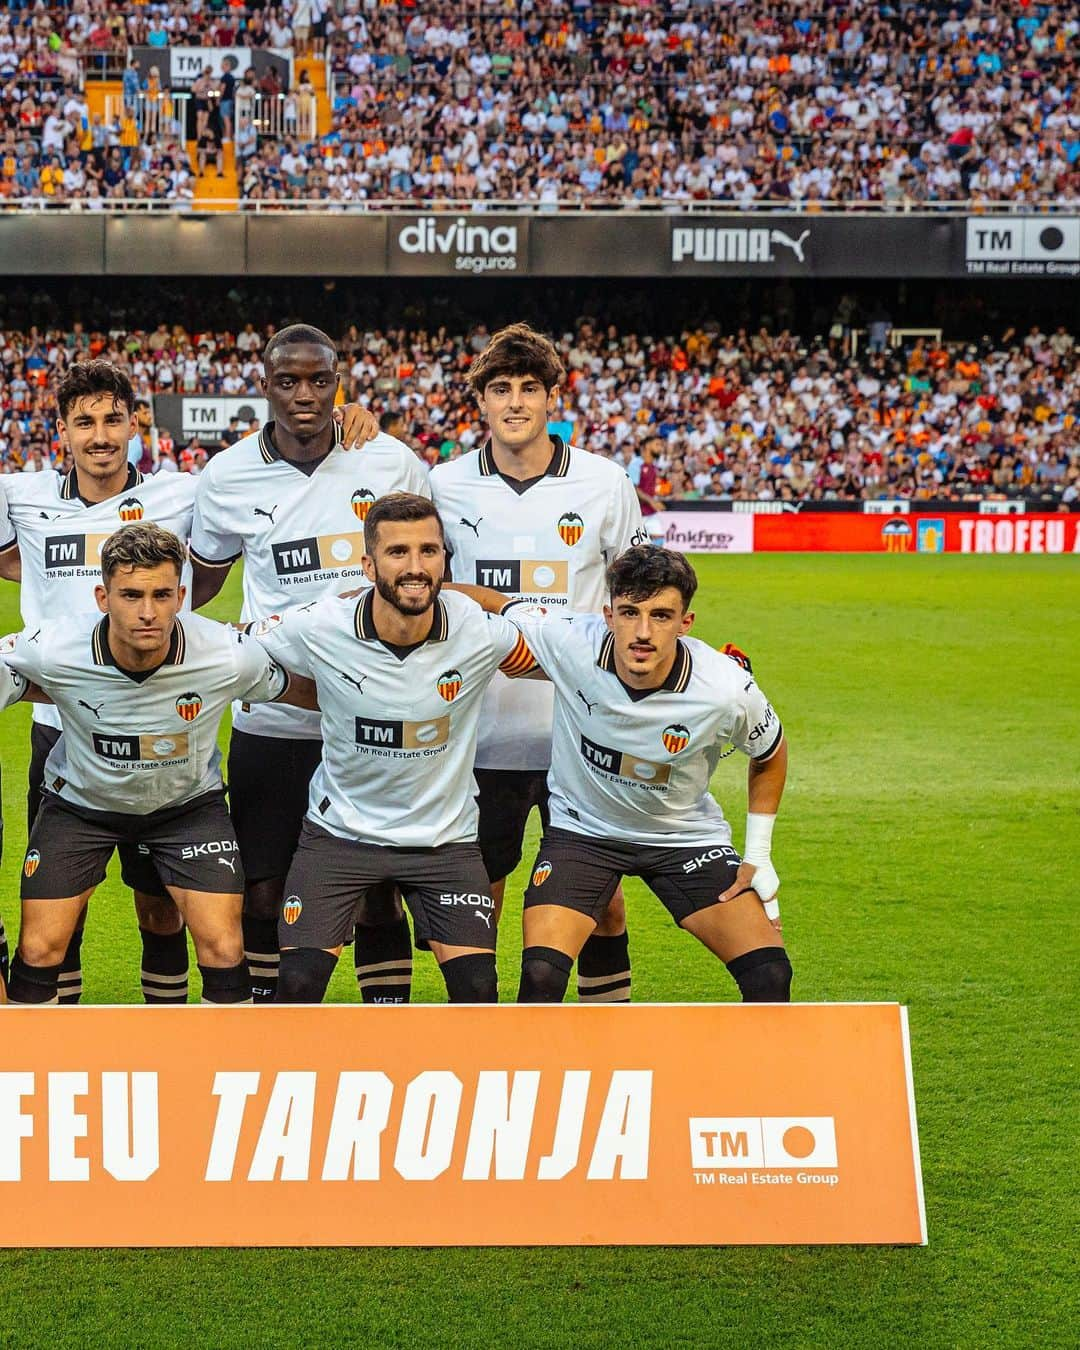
[379,408,402,433]
[364,492,445,553]
[57,361,135,421]
[101,523,186,585]
[606,546,697,610]
[263,323,337,369]
[466,323,565,397]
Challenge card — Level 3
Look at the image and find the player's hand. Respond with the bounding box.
[717,861,782,933]
[333,403,379,449]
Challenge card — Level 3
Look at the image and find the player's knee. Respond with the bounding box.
[17,931,68,969]
[244,878,284,923]
[594,886,626,936]
[134,892,183,935]
[193,931,244,969]
[727,947,792,1003]
[518,946,573,1003]
[276,948,337,1003]
[440,953,497,1003]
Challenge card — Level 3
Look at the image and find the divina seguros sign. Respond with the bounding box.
[390,215,529,274]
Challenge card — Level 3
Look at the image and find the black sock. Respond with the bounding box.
[7,954,62,1005]
[277,948,338,1003]
[353,917,413,1004]
[140,927,189,1004]
[57,923,85,1006]
[577,931,631,1003]
[243,915,279,1003]
[0,911,8,986]
[727,947,792,1003]
[198,961,253,1004]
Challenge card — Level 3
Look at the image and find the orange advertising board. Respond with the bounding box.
[0,1003,925,1247]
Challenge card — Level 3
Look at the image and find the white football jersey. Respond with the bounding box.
[252,588,530,847]
[190,423,430,739]
[507,612,784,847]
[431,438,645,770]
[1,611,288,815]
[0,467,197,730]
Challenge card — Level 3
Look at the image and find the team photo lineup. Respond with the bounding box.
[0,323,789,1010]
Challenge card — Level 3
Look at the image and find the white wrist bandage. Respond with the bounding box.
[744,814,779,907]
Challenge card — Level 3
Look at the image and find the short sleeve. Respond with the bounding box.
[0,626,44,686]
[403,449,432,499]
[232,628,291,704]
[501,606,580,673]
[189,469,243,568]
[0,480,16,553]
[0,657,28,710]
[602,469,648,558]
[248,606,315,679]
[728,678,784,761]
[482,610,540,676]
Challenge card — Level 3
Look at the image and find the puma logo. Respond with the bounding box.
[770,228,810,263]
[460,516,483,537]
[78,699,104,719]
[218,857,237,873]
[339,670,367,693]
[253,505,278,524]
[576,689,597,716]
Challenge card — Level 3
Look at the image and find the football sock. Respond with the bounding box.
[0,911,8,986]
[440,953,497,1003]
[140,926,189,1004]
[276,948,337,1003]
[518,946,573,1003]
[57,922,85,1005]
[353,917,413,1004]
[726,947,792,1003]
[243,915,280,1003]
[6,954,61,1005]
[198,961,253,1005]
[576,931,631,1003]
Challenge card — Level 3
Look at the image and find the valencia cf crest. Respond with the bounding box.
[531,860,552,887]
[557,511,584,546]
[23,848,41,878]
[351,489,376,521]
[282,896,303,925]
[662,723,691,754]
[437,668,463,702]
[118,497,144,522]
[175,692,203,722]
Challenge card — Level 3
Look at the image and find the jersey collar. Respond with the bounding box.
[62,463,144,505]
[477,434,571,483]
[596,631,693,696]
[258,419,343,466]
[92,615,186,682]
[353,587,449,644]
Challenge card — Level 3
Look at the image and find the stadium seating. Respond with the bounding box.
[1,322,1075,503]
[1,3,1077,207]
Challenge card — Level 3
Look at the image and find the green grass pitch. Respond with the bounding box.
[0,554,1076,1348]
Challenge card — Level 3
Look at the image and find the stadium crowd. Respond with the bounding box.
[1,319,1076,504]
[1,1,1077,207]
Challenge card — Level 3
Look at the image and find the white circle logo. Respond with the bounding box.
[331,538,354,562]
[633,762,656,780]
[152,738,176,756]
[414,723,439,744]
[532,565,555,589]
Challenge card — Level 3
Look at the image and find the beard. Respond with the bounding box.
[373,568,442,617]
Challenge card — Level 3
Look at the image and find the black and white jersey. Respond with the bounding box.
[252,588,532,848]
[189,422,430,740]
[0,467,197,731]
[0,612,288,815]
[507,612,784,847]
[431,438,644,770]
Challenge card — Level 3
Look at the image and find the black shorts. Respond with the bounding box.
[523,828,743,926]
[228,730,323,884]
[281,820,496,952]
[474,767,550,883]
[21,790,244,901]
[28,723,168,897]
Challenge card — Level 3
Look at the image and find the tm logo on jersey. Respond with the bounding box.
[272,533,366,583]
[351,489,375,521]
[557,512,584,546]
[437,668,463,702]
[580,733,671,788]
[43,532,110,572]
[93,732,190,767]
[354,715,450,754]
[662,724,691,754]
[474,559,569,597]
[175,692,203,722]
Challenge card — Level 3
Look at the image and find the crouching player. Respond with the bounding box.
[250,493,538,1004]
[0,523,315,1006]
[462,545,791,1003]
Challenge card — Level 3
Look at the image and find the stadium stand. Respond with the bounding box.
[1,2,1077,208]
[1,321,1075,504]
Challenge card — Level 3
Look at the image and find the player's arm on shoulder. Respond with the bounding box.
[444,581,511,614]
[231,626,317,711]
[189,470,244,608]
[332,402,380,450]
[0,625,46,686]
[606,462,649,552]
[0,658,42,709]
[244,606,315,678]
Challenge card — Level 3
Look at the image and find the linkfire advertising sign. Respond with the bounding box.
[0,1004,925,1247]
